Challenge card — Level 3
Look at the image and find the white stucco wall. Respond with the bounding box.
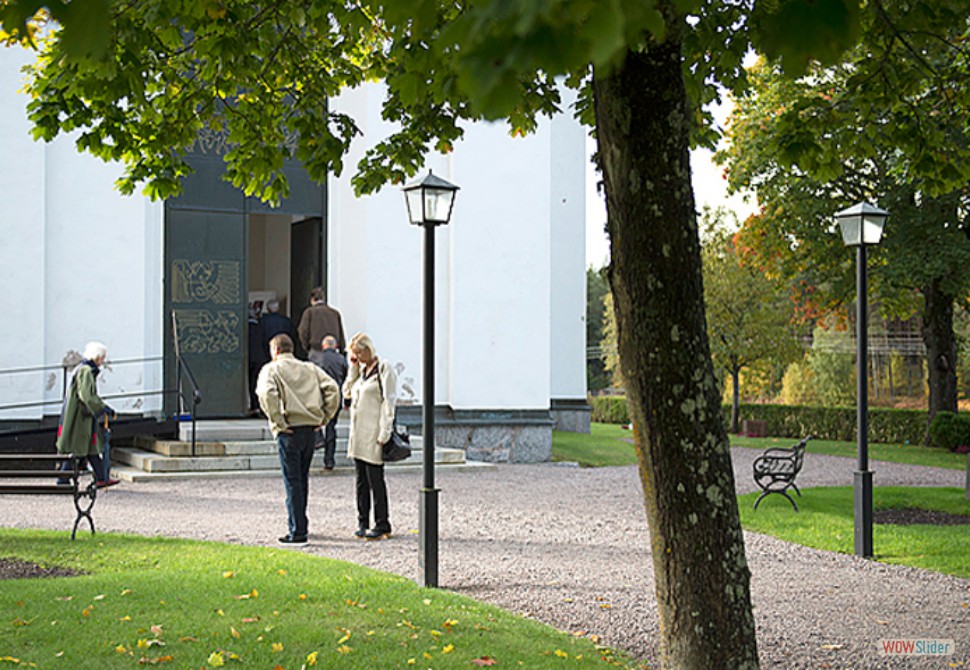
[328,83,585,411]
[0,47,164,420]
[549,91,588,401]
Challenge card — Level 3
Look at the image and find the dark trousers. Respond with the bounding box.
[315,405,341,468]
[277,427,316,540]
[58,454,106,483]
[354,458,389,533]
[248,363,262,411]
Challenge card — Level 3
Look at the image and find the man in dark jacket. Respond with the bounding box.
[313,335,348,469]
[261,300,294,358]
[297,287,346,365]
[248,302,268,415]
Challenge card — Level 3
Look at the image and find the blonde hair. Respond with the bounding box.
[348,333,376,358]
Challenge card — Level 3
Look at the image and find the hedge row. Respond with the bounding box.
[590,396,928,444]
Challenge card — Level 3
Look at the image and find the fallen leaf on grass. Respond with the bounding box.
[222,571,235,579]
[230,627,241,639]
[233,589,258,600]
[137,655,174,665]
[337,645,352,655]
[471,657,497,667]
[442,644,455,654]
[272,643,284,653]
[306,650,318,666]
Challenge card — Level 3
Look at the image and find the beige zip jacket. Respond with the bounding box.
[256,353,341,437]
[343,358,396,465]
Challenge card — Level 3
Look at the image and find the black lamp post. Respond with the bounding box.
[402,169,459,588]
[835,201,889,558]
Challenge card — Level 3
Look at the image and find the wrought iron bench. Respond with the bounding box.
[0,454,98,539]
[752,436,812,511]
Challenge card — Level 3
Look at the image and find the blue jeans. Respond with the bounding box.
[277,427,316,540]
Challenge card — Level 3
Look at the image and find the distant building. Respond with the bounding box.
[0,46,588,461]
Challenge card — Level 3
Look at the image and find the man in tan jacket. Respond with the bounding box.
[256,333,340,544]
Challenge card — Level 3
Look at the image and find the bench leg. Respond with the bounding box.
[71,483,98,540]
[753,489,799,512]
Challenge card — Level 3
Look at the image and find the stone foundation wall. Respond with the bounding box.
[397,407,553,463]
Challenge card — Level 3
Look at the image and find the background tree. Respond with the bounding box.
[718,1,970,434]
[702,208,801,432]
[586,266,611,393]
[4,0,875,666]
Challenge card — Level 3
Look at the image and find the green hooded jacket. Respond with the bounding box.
[55,363,106,456]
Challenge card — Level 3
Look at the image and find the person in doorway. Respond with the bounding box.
[297,287,346,365]
[256,333,340,544]
[261,300,294,358]
[343,332,396,540]
[247,301,268,416]
[56,341,119,488]
[312,335,348,469]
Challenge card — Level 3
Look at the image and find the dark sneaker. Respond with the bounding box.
[365,528,391,541]
[278,535,307,544]
[353,527,367,539]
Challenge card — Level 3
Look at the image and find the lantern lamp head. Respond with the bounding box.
[403,170,460,226]
[835,202,889,247]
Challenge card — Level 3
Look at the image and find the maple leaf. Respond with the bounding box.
[471,657,498,667]
[207,650,225,667]
[271,642,283,652]
[306,650,319,666]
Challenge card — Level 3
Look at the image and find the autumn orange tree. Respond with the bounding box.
[2,0,877,667]
[718,0,970,431]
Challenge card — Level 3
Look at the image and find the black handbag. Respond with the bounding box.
[382,427,412,462]
[376,364,412,462]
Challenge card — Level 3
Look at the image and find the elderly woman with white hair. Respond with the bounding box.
[343,333,396,540]
[56,341,118,488]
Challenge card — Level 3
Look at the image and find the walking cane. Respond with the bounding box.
[102,413,112,482]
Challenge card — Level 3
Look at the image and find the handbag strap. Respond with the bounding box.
[373,361,399,429]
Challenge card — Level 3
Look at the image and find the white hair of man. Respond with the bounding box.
[82,341,108,362]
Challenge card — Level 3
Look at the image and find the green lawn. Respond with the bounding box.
[738,486,970,578]
[553,423,968,470]
[0,530,640,669]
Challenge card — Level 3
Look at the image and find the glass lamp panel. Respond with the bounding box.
[424,188,455,224]
[405,188,424,225]
[839,218,862,246]
[861,215,885,245]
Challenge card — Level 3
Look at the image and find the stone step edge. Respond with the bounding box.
[113,446,465,473]
[110,460,493,483]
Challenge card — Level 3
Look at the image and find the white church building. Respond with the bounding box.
[0,46,589,462]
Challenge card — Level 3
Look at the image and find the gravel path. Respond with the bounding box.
[1,450,968,668]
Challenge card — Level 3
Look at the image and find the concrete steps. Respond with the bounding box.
[110,418,489,482]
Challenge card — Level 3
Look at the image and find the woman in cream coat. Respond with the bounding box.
[343,333,397,540]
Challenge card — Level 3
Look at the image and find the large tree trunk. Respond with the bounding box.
[921,278,958,440]
[592,14,759,670]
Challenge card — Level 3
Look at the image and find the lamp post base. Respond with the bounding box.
[854,469,873,558]
[420,487,440,588]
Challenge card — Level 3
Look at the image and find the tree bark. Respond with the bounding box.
[592,15,759,670]
[921,278,958,440]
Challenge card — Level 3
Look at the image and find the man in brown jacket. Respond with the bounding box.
[297,287,346,365]
[256,333,340,544]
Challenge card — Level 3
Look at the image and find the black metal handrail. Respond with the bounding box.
[172,310,202,455]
